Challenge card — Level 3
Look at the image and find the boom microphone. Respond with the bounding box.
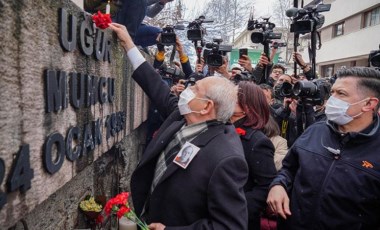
[285,7,307,18]
[286,7,299,17]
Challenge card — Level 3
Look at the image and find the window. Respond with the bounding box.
[333,21,344,37]
[322,65,334,78]
[363,6,380,28]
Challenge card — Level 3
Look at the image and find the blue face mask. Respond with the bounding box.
[325,96,368,125]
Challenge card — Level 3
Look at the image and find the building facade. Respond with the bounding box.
[300,0,380,77]
[233,28,289,67]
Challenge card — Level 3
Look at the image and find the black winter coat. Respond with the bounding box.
[271,116,380,230]
[235,121,277,230]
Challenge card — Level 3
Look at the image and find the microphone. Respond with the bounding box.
[286,7,299,17]
[285,7,307,18]
[326,147,340,155]
[321,140,341,158]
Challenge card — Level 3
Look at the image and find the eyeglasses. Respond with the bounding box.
[272,70,284,74]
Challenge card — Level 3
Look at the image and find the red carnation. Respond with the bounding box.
[92,11,112,29]
[96,214,104,224]
[235,128,246,136]
[117,206,131,218]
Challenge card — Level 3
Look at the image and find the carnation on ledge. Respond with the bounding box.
[105,192,149,230]
[92,11,112,29]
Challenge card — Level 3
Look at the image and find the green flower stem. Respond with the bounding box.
[126,210,149,230]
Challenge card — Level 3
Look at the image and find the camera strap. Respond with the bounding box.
[317,31,322,50]
[281,120,288,138]
[169,45,176,66]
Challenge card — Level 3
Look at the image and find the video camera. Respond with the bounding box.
[248,17,282,45]
[286,4,331,34]
[187,16,213,41]
[275,79,331,106]
[204,39,232,67]
[160,25,177,46]
[369,44,380,69]
[158,64,185,87]
[232,71,254,85]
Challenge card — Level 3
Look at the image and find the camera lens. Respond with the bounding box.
[251,32,264,44]
[294,81,317,97]
[280,82,293,97]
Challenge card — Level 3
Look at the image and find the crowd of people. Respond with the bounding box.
[108,22,380,230]
[87,1,380,229]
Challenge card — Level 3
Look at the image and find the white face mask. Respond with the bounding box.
[178,87,209,115]
[325,96,368,125]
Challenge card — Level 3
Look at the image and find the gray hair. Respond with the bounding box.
[204,77,238,123]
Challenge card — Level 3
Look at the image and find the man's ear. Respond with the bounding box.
[363,97,379,112]
[200,100,214,115]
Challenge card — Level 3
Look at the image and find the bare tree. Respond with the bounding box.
[201,0,252,43]
[272,0,293,63]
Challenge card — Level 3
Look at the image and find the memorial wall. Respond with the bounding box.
[0,0,149,228]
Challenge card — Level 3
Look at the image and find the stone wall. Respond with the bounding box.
[0,0,149,228]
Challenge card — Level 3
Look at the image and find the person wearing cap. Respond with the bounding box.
[230,63,244,79]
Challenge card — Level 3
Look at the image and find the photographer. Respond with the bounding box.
[230,64,244,79]
[154,36,193,78]
[239,44,282,86]
[272,75,298,147]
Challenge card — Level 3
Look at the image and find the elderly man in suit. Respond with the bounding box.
[109,23,249,230]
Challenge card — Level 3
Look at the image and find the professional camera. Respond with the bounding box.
[275,79,331,105]
[369,44,380,69]
[286,4,331,34]
[232,71,254,85]
[248,17,282,45]
[293,79,331,105]
[177,72,204,89]
[158,64,185,86]
[184,77,196,88]
[204,39,232,67]
[274,82,295,99]
[160,25,177,46]
[187,16,213,41]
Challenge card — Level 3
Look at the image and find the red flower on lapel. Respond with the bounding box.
[235,128,246,136]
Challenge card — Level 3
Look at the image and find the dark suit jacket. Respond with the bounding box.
[130,62,249,230]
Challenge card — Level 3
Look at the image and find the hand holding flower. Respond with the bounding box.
[104,192,149,230]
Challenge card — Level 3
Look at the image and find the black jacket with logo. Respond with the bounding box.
[271,116,380,230]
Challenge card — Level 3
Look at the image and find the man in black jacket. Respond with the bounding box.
[267,67,380,229]
[109,23,249,230]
